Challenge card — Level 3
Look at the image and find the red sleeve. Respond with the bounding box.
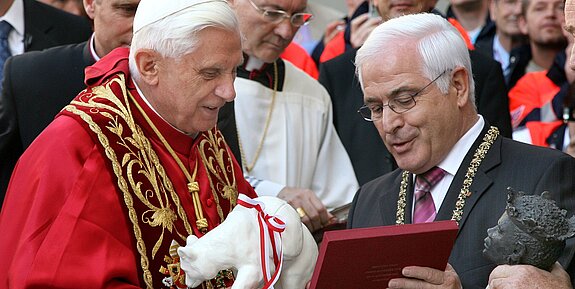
[0,116,140,289]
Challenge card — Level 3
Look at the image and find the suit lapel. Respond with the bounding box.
[378,171,410,225]
[436,125,501,230]
[378,171,416,225]
[24,0,56,51]
[82,41,96,66]
[457,134,501,229]
[405,175,415,224]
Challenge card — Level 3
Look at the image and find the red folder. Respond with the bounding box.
[309,220,459,289]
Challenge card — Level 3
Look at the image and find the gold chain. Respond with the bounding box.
[237,61,278,173]
[128,92,209,233]
[395,126,500,225]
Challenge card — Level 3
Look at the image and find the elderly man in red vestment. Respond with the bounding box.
[0,0,256,288]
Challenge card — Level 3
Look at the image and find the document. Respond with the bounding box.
[309,220,459,289]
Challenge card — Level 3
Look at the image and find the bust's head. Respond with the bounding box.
[483,187,575,270]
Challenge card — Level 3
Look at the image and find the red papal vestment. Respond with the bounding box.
[0,47,256,289]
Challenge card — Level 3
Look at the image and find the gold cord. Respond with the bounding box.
[395,126,500,225]
[128,92,209,233]
[237,61,278,173]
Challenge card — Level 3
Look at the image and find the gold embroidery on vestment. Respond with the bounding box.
[198,130,238,221]
[65,74,239,289]
[65,75,194,288]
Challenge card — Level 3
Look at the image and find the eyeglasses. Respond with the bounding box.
[247,0,313,27]
[358,70,449,122]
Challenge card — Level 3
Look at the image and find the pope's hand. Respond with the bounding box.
[277,186,332,232]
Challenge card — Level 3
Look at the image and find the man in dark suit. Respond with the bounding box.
[319,19,511,185]
[0,0,139,205]
[474,0,527,81]
[0,0,91,204]
[0,0,91,54]
[348,13,575,289]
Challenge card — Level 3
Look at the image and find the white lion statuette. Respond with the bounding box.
[177,195,318,289]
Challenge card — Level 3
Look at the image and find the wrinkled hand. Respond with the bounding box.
[488,262,573,289]
[323,19,346,45]
[349,14,382,48]
[277,186,333,232]
[387,263,462,289]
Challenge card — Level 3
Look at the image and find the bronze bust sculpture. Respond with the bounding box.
[483,187,575,270]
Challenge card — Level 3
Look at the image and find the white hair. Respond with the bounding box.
[355,13,476,106]
[129,0,240,80]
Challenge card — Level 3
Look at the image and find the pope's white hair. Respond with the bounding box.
[355,13,475,106]
[129,0,240,81]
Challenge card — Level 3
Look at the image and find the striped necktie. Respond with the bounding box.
[413,166,446,223]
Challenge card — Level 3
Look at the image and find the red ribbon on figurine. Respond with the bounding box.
[237,194,286,289]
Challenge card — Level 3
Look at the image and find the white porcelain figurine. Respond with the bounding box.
[177,195,318,289]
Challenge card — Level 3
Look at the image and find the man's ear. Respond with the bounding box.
[518,15,529,35]
[134,49,160,86]
[508,241,526,264]
[83,0,96,20]
[450,66,470,107]
[489,1,497,22]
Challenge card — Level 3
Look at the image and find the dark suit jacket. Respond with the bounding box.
[446,6,496,46]
[474,33,495,62]
[506,44,532,89]
[348,124,575,288]
[475,37,533,90]
[0,0,91,203]
[22,0,92,52]
[318,48,512,185]
[0,42,94,205]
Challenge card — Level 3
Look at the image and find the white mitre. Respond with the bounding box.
[133,0,227,34]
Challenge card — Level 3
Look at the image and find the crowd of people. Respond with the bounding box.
[1,0,575,288]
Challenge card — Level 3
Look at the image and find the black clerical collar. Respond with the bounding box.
[237,55,285,91]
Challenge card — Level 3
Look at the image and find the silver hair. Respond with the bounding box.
[355,13,476,108]
[129,0,240,80]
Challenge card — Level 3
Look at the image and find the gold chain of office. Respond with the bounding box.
[237,61,278,173]
[395,126,500,225]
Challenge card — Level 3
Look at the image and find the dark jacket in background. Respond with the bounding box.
[0,0,92,203]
